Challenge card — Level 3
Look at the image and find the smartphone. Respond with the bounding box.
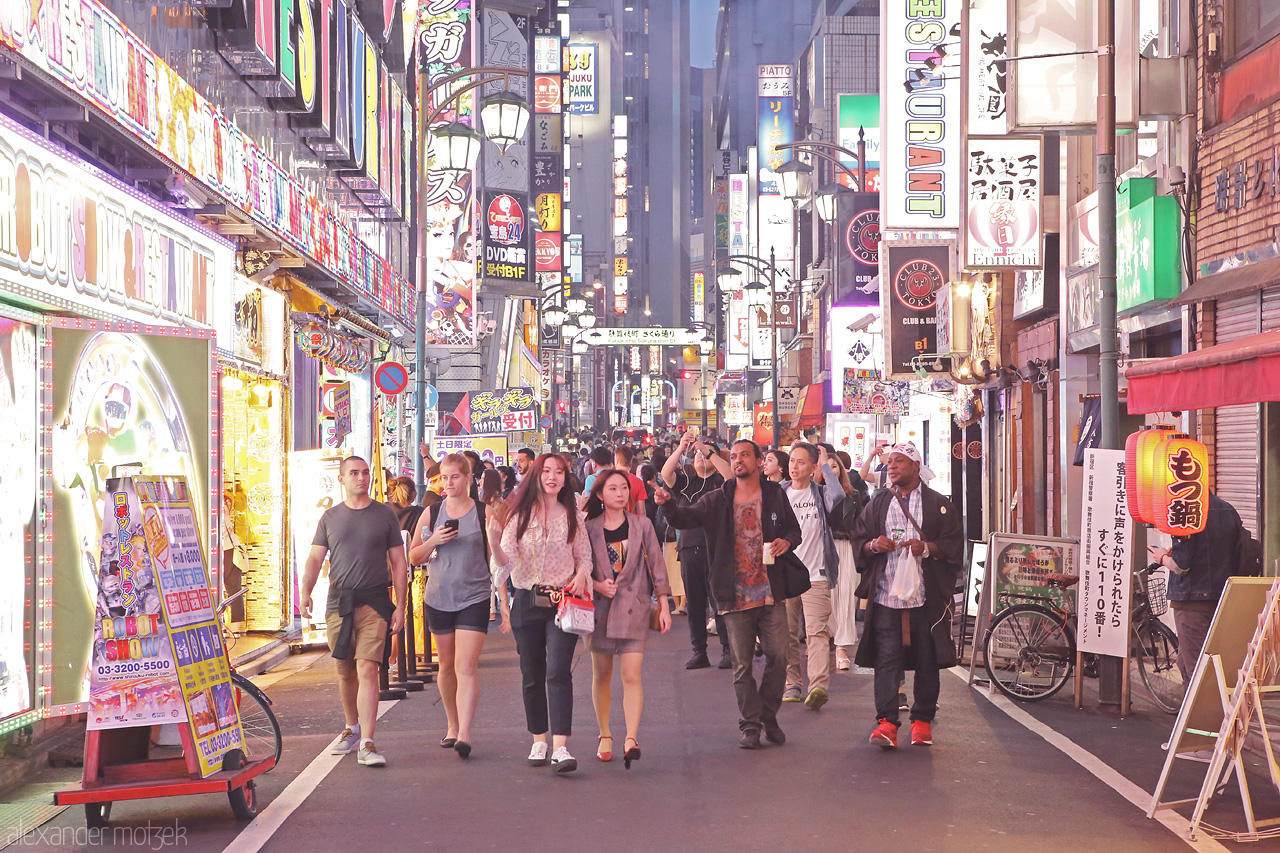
[442,519,460,533]
[689,424,701,438]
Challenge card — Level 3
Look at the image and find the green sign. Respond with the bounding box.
[1117,178,1182,313]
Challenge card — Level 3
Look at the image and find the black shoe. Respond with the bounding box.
[739,728,762,749]
[685,652,711,670]
[754,642,763,657]
[763,721,786,745]
[898,692,909,711]
[718,650,733,669]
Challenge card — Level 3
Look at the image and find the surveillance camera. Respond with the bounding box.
[1169,165,1186,187]
[848,313,877,333]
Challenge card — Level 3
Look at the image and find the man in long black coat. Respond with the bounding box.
[850,443,963,749]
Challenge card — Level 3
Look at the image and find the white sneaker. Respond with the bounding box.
[550,745,577,773]
[357,741,386,767]
[330,726,360,755]
[527,741,550,766]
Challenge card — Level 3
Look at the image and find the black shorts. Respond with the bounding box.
[425,599,491,635]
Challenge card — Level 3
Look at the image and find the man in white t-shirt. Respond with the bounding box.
[780,443,845,710]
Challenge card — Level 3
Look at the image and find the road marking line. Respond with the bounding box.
[222,699,400,853]
[956,672,1227,852]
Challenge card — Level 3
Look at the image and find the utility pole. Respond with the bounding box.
[769,246,779,450]
[1096,0,1123,706]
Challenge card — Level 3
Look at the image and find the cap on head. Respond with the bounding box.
[886,443,922,465]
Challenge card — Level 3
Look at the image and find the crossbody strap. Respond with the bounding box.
[891,489,925,539]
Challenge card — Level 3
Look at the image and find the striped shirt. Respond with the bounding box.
[875,486,925,609]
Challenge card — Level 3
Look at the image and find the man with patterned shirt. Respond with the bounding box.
[655,440,802,749]
[850,443,963,749]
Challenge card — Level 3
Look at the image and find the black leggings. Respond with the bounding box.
[680,546,728,655]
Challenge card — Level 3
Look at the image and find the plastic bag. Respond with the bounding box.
[889,550,923,601]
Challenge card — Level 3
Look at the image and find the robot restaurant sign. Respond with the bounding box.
[881,0,963,231]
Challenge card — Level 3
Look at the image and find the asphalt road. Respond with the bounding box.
[6,618,1270,852]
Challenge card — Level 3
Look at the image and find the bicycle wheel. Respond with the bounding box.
[1134,620,1184,714]
[983,604,1075,701]
[231,672,283,766]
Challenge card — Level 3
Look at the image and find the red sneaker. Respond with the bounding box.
[869,719,898,748]
[911,720,933,746]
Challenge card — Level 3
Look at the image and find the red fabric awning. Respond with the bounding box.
[1125,330,1280,414]
[790,383,825,429]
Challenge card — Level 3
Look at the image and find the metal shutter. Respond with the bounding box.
[1262,285,1280,331]
[1214,294,1260,534]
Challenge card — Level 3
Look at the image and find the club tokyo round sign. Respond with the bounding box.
[845,209,880,265]
[487,195,525,245]
[892,259,944,311]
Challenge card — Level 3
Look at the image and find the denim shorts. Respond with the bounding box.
[425,599,492,634]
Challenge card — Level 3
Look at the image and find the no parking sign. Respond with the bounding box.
[375,362,409,395]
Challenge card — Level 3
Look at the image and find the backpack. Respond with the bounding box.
[428,500,490,564]
[1236,527,1264,577]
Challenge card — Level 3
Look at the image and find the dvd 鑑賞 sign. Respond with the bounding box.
[483,191,533,283]
[470,388,540,433]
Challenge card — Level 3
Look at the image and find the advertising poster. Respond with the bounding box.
[1077,450,1134,657]
[752,402,774,447]
[429,435,510,468]
[49,323,212,708]
[290,451,345,634]
[566,44,598,114]
[836,192,881,307]
[965,137,1042,268]
[988,533,1079,614]
[881,0,963,230]
[135,476,244,776]
[0,318,35,718]
[421,0,479,349]
[470,388,539,434]
[842,372,910,416]
[483,191,534,284]
[829,307,883,406]
[86,479,185,731]
[825,414,875,469]
[880,240,953,380]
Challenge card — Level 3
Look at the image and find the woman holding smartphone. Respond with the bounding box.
[409,454,494,759]
[490,454,592,773]
[584,470,671,768]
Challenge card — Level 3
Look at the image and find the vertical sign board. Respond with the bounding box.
[881,0,964,230]
[837,94,881,191]
[965,137,1042,269]
[565,44,598,114]
[756,65,794,196]
[483,191,534,285]
[965,0,1009,136]
[419,0,478,348]
[880,240,953,380]
[1077,449,1134,657]
[728,173,749,258]
[836,192,882,307]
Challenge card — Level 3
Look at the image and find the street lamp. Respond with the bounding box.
[578,311,598,328]
[428,122,484,178]
[543,304,567,328]
[566,296,588,315]
[814,183,850,222]
[479,91,532,154]
[776,160,813,203]
[572,338,588,354]
[729,251,784,448]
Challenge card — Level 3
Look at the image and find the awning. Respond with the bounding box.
[1171,255,1280,306]
[790,383,825,429]
[1126,329,1280,413]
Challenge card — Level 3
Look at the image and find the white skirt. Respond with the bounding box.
[831,539,860,647]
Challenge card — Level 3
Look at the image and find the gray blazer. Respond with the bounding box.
[586,513,670,642]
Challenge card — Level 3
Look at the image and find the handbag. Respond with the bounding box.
[554,591,595,635]
[778,551,812,599]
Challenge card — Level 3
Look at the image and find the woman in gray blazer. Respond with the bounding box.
[584,470,671,769]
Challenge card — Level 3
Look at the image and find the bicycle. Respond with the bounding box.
[982,563,1183,713]
[219,589,284,767]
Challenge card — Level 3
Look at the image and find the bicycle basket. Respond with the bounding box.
[1145,576,1169,618]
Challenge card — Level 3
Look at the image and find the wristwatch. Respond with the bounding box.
[922,543,931,559]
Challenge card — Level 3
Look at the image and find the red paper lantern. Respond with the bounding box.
[1152,435,1209,536]
[1124,425,1175,524]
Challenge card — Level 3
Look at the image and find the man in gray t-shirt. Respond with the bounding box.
[301,456,408,768]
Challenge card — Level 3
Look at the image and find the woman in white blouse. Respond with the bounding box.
[489,453,592,774]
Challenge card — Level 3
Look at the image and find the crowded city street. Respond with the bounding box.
[3,0,1280,850]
